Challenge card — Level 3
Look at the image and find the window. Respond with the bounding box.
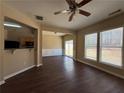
[100,28,123,67]
[85,33,97,60]
[65,40,73,57]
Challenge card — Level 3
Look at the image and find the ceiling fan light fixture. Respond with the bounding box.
[4,22,22,28]
[54,0,92,21]
[62,10,68,13]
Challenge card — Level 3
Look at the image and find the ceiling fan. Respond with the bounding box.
[54,0,92,22]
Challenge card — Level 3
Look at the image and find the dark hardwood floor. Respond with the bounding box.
[1,56,124,93]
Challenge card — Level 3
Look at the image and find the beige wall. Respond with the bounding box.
[42,24,73,34]
[3,5,39,29]
[42,35,62,57]
[0,3,42,84]
[3,49,34,78]
[77,13,124,77]
[42,35,62,49]
[0,0,4,82]
[3,4,42,65]
[5,26,34,41]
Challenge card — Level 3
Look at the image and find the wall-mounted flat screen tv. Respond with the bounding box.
[5,40,20,49]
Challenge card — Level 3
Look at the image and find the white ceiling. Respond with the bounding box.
[3,0,124,31]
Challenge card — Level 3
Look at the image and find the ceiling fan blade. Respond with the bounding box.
[66,0,76,6]
[69,12,75,22]
[79,9,91,16]
[66,0,73,6]
[71,0,77,5]
[77,0,92,8]
[54,11,62,15]
[54,10,70,15]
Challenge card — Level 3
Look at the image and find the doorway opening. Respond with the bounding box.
[65,40,73,57]
[42,31,66,57]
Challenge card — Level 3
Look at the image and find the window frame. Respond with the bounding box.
[83,27,124,69]
[84,33,98,61]
[122,27,124,68]
[99,28,123,68]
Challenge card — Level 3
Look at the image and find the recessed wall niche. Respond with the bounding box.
[4,17,35,49]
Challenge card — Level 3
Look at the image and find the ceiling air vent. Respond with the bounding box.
[109,9,122,16]
[35,15,44,21]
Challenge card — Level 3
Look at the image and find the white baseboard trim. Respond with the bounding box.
[0,80,5,85]
[36,64,42,67]
[77,59,124,79]
[4,65,35,80]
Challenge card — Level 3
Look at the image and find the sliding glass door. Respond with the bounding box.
[65,40,73,57]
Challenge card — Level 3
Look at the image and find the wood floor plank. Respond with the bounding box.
[1,56,124,93]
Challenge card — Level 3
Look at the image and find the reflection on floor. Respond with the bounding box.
[1,56,124,93]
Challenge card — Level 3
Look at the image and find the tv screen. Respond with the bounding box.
[5,40,20,49]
